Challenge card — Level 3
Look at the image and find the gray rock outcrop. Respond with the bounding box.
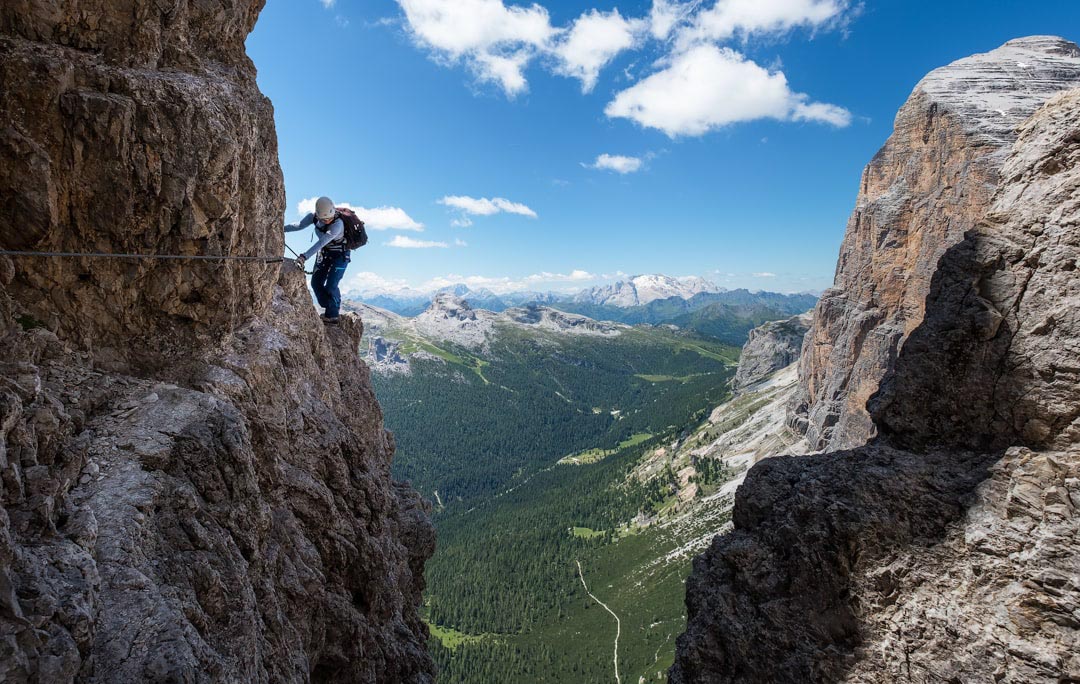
[791,36,1080,452]
[672,57,1080,684]
[732,313,811,390]
[502,304,626,336]
[0,2,435,682]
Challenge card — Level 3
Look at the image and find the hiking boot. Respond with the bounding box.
[321,315,340,324]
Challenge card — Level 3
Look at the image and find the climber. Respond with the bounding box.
[284,196,349,324]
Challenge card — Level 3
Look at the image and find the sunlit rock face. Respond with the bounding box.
[672,50,1080,684]
[0,0,285,365]
[0,2,436,682]
[732,312,811,391]
[791,36,1080,452]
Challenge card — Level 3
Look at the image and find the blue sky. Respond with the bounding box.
[247,0,1079,295]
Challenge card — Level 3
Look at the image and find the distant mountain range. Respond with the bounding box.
[348,274,815,312]
[358,286,557,317]
[347,274,818,343]
[571,274,724,306]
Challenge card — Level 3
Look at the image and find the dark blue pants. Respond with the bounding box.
[311,252,349,318]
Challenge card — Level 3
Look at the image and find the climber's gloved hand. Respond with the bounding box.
[295,254,306,270]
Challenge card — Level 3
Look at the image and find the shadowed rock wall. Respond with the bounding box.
[873,88,1080,453]
[0,2,436,682]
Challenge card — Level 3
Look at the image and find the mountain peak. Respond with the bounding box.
[414,293,495,348]
[435,283,473,297]
[574,274,724,307]
[427,292,473,314]
[916,35,1080,150]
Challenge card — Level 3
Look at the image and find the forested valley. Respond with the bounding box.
[362,307,773,682]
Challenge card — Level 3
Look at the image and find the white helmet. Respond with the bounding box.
[315,196,336,221]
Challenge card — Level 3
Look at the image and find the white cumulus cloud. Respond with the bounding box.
[343,271,410,293]
[523,269,596,283]
[417,269,597,294]
[296,197,424,231]
[791,101,852,127]
[649,0,695,40]
[586,153,644,174]
[420,273,517,292]
[391,0,855,130]
[396,0,556,96]
[680,0,849,47]
[551,9,644,93]
[386,236,449,248]
[605,45,851,137]
[753,271,777,277]
[398,0,555,56]
[439,195,538,218]
[472,50,532,94]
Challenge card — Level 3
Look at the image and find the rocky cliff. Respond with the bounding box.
[0,2,435,682]
[0,0,284,364]
[732,312,811,390]
[791,36,1080,451]
[672,48,1080,683]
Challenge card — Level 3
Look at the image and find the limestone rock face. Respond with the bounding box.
[0,0,284,364]
[873,88,1080,453]
[791,36,1080,452]
[842,447,1080,683]
[672,63,1080,684]
[0,2,435,681]
[672,446,997,683]
[0,266,436,683]
[732,313,811,391]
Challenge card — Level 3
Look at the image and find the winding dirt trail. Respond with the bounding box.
[576,560,621,684]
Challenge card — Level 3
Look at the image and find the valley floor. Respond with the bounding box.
[424,361,805,683]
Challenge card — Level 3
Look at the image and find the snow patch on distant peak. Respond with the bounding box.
[630,274,723,304]
[573,274,724,306]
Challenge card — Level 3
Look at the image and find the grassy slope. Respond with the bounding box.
[423,365,806,682]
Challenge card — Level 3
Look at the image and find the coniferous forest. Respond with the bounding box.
[367,319,745,682]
